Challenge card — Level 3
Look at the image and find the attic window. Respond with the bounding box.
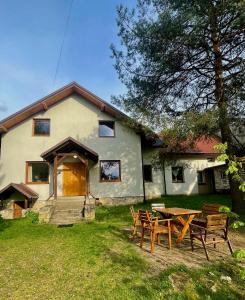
[99,121,115,137]
[33,119,50,136]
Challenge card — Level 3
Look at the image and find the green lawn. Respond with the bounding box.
[0,194,244,300]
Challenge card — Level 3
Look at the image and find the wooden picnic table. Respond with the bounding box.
[154,207,202,244]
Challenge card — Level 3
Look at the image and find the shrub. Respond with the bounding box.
[0,214,8,231]
[25,211,39,224]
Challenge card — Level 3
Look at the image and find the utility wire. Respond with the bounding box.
[52,0,74,88]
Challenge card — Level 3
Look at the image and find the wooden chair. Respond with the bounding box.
[130,206,142,240]
[151,203,166,218]
[151,203,165,211]
[192,203,223,227]
[190,213,233,261]
[139,210,172,254]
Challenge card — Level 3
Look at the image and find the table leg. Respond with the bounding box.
[176,214,195,244]
[171,223,180,234]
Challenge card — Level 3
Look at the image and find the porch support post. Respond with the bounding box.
[54,156,58,199]
[24,198,28,209]
[86,160,89,197]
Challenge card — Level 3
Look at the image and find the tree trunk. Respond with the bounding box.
[209,3,244,212]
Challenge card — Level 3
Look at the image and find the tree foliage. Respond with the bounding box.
[112,0,245,211]
[215,143,245,191]
[111,0,245,151]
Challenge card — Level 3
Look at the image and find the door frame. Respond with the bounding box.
[62,161,87,196]
[53,152,89,199]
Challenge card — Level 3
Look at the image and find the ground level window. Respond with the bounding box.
[220,171,227,180]
[197,171,206,184]
[143,165,152,182]
[172,166,184,183]
[26,162,49,184]
[100,160,120,182]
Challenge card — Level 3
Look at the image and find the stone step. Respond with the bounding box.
[51,212,82,217]
[49,196,86,225]
[50,220,81,225]
[56,196,85,201]
[55,204,83,208]
[50,219,81,224]
[51,216,81,220]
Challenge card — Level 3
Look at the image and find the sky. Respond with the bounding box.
[0,0,136,120]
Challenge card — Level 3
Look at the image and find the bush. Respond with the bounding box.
[25,211,39,224]
[0,214,8,231]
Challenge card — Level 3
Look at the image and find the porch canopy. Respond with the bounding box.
[40,137,98,163]
[40,137,98,199]
[0,183,39,200]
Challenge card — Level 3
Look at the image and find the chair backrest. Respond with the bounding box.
[130,206,136,218]
[151,203,165,211]
[202,203,223,215]
[138,209,154,230]
[206,214,228,231]
[138,209,147,222]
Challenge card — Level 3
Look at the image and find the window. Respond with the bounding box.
[220,171,227,180]
[99,121,115,137]
[33,119,50,136]
[172,166,184,183]
[197,171,205,184]
[143,165,152,182]
[26,162,49,184]
[100,160,120,182]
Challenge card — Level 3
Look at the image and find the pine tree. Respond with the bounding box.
[111,0,245,211]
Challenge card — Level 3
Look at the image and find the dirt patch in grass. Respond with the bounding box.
[125,228,245,271]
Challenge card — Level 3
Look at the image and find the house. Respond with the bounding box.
[0,82,226,222]
[158,137,229,195]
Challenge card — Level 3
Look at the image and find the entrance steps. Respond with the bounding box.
[49,196,85,225]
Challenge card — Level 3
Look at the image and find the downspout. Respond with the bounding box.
[141,137,146,202]
[163,160,167,195]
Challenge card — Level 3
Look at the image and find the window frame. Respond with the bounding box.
[98,120,115,138]
[171,166,184,183]
[197,171,206,185]
[99,160,121,182]
[25,161,50,184]
[220,171,227,180]
[32,118,50,136]
[143,165,153,182]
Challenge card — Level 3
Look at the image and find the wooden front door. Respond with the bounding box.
[63,162,86,196]
[13,202,23,218]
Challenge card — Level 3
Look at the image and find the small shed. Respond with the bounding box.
[0,183,38,218]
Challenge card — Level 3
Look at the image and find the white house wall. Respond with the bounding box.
[165,157,224,195]
[0,94,144,201]
[142,148,165,199]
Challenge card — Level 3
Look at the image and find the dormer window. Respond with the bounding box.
[33,119,50,136]
[99,121,115,137]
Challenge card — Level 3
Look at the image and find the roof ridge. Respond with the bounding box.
[0,82,127,133]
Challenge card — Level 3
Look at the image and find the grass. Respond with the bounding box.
[0,194,244,300]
